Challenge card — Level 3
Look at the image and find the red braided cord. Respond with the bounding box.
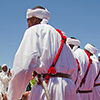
[84,50,92,70]
[45,29,66,84]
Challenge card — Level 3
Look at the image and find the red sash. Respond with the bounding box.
[75,59,80,84]
[77,50,92,91]
[45,29,66,84]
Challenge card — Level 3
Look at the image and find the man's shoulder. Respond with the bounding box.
[0,71,5,75]
[75,48,84,53]
[26,24,54,32]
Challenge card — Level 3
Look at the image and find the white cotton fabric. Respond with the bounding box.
[7,23,78,100]
[92,56,100,100]
[67,38,81,46]
[84,43,97,54]
[74,48,98,100]
[1,64,7,68]
[26,8,50,20]
[91,54,99,63]
[0,71,10,99]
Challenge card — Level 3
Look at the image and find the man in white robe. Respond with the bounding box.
[6,6,78,100]
[0,64,11,100]
[67,37,82,100]
[92,53,100,100]
[74,43,98,100]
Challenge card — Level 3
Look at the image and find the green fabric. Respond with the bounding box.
[30,78,36,88]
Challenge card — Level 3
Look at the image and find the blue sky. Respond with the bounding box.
[0,0,100,69]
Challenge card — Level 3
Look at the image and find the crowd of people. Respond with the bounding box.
[0,5,100,100]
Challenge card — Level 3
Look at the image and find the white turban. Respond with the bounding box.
[98,53,100,57]
[84,43,97,54]
[26,8,50,24]
[67,38,81,46]
[1,64,7,68]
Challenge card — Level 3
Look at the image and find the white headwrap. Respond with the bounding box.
[67,38,81,46]
[98,53,100,57]
[26,8,50,24]
[1,64,7,68]
[84,43,97,54]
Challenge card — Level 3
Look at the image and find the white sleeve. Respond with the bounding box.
[7,29,40,100]
[0,73,10,83]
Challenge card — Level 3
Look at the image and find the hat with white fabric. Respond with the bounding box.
[84,43,97,54]
[1,64,7,68]
[26,7,50,24]
[67,37,81,46]
[98,53,100,57]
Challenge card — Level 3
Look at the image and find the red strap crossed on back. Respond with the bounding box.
[76,59,80,72]
[45,29,66,84]
[76,50,92,90]
[84,50,92,70]
[75,59,80,84]
[78,50,92,88]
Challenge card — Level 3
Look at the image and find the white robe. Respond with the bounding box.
[0,71,10,100]
[74,48,98,100]
[92,59,100,100]
[7,23,77,100]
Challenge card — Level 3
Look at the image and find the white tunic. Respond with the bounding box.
[92,59,100,100]
[74,48,98,100]
[0,71,10,100]
[7,23,77,100]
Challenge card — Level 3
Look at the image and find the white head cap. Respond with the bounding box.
[1,64,7,69]
[84,43,97,54]
[67,37,81,46]
[26,8,50,24]
[98,53,100,57]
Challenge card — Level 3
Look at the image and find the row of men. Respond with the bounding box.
[2,5,100,100]
[67,37,100,100]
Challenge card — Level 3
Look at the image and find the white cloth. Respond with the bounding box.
[74,48,98,100]
[1,64,7,69]
[67,38,80,46]
[26,8,50,25]
[0,71,10,97]
[7,23,78,100]
[84,43,97,54]
[92,60,100,100]
[26,8,50,19]
[91,54,99,63]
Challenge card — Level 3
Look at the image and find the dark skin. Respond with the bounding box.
[2,66,11,76]
[2,66,8,73]
[98,57,100,62]
[3,94,7,100]
[69,44,74,49]
[27,16,42,28]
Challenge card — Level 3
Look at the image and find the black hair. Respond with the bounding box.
[33,6,45,10]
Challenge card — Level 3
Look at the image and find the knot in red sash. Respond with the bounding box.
[48,66,56,74]
[45,66,56,84]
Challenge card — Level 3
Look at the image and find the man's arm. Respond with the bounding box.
[7,29,39,100]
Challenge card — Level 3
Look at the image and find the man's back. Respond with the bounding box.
[74,48,98,100]
[8,23,78,100]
